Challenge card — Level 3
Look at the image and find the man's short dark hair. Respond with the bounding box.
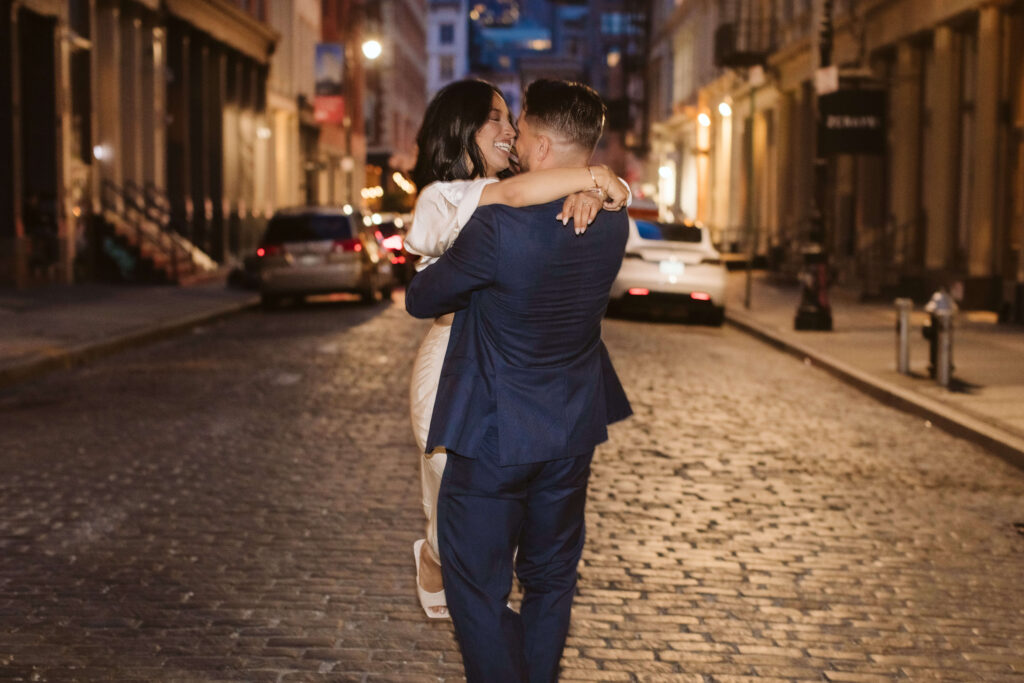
[522,79,606,153]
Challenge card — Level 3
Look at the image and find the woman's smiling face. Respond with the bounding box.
[474,92,517,177]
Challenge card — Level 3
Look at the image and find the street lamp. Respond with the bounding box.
[362,39,382,61]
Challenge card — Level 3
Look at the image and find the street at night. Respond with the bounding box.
[2,297,1022,681]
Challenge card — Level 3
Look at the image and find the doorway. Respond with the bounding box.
[19,8,60,281]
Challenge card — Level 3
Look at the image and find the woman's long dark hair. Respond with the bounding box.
[412,79,505,193]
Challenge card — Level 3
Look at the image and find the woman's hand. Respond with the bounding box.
[593,165,629,211]
[557,191,604,235]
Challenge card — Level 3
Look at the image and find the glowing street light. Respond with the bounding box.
[362,39,382,60]
[718,101,732,118]
[698,112,711,127]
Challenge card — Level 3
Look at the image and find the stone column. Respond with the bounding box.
[2,2,26,286]
[120,7,143,194]
[968,4,1001,280]
[142,17,167,194]
[94,0,122,209]
[923,25,959,272]
[888,42,922,267]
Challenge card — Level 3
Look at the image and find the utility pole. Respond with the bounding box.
[743,67,763,310]
[794,0,834,330]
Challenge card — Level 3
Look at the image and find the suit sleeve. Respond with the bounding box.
[405,209,499,319]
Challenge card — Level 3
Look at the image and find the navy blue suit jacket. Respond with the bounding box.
[406,199,632,467]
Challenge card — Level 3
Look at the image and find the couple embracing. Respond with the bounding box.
[403,78,633,682]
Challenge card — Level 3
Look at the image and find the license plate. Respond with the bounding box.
[659,261,684,276]
[299,254,323,266]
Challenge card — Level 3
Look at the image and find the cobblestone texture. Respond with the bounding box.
[1,296,1022,681]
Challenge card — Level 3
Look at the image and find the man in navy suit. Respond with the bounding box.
[405,79,632,682]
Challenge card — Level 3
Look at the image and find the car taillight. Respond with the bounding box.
[628,288,650,296]
[332,238,363,253]
[381,234,403,251]
[258,245,283,257]
[390,255,406,265]
[690,292,711,301]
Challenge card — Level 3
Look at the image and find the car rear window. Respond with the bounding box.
[636,220,703,243]
[263,215,354,244]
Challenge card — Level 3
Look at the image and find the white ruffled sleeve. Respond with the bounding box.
[405,178,498,271]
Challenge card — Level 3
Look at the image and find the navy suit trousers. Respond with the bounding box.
[437,450,594,683]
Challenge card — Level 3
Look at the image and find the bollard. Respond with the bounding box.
[895,298,912,374]
[934,309,953,388]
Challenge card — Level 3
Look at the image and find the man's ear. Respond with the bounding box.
[535,134,551,163]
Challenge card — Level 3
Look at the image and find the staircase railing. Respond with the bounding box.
[101,178,181,281]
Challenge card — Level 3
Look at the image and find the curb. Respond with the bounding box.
[725,310,1024,472]
[0,297,258,390]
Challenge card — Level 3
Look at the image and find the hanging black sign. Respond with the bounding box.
[817,89,887,156]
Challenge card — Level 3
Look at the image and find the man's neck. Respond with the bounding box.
[536,154,589,172]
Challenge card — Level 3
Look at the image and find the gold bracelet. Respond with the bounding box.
[587,166,605,198]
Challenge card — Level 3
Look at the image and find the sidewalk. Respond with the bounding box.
[0,278,258,388]
[726,270,1024,469]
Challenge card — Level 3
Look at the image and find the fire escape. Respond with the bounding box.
[713,0,776,69]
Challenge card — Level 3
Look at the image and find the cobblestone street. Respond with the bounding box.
[1,296,1022,682]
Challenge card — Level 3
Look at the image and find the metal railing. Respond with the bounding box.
[100,178,182,281]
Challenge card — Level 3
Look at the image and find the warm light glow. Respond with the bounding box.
[628,288,650,296]
[257,126,272,139]
[381,235,403,250]
[394,217,404,228]
[718,102,732,118]
[392,172,416,194]
[690,292,711,301]
[371,213,383,225]
[256,247,266,257]
[606,50,621,68]
[658,165,673,179]
[698,113,711,127]
[363,216,373,226]
[343,204,353,215]
[362,39,382,60]
[361,186,384,199]
[92,144,110,161]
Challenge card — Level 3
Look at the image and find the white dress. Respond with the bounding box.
[405,178,497,564]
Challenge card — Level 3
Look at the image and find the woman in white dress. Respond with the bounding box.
[404,79,629,618]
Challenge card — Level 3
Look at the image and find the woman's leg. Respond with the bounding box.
[410,315,454,614]
[419,449,447,591]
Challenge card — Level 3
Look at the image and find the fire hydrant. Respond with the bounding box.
[922,288,957,386]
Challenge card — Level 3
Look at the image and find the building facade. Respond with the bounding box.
[427,0,470,98]
[364,0,427,211]
[648,0,1024,319]
[1,0,277,287]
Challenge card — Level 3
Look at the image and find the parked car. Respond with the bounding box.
[609,217,727,325]
[374,218,416,285]
[255,207,394,307]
